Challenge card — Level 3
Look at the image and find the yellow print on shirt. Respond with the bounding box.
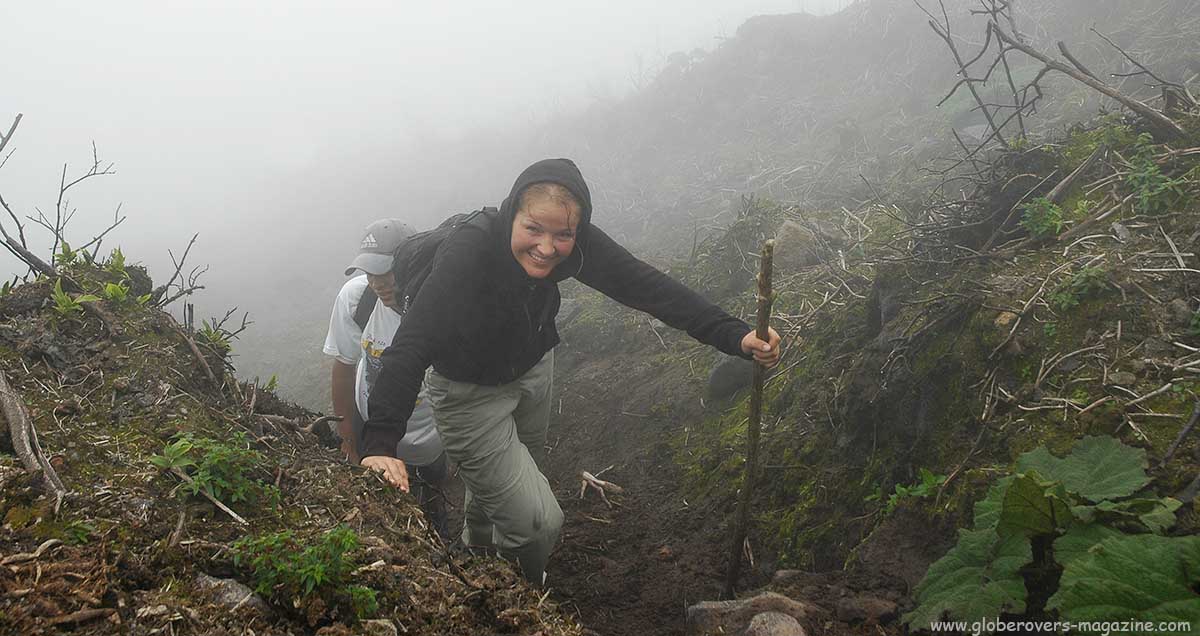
[361,337,423,406]
[363,338,387,358]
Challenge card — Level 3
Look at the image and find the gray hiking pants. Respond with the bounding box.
[425,350,561,584]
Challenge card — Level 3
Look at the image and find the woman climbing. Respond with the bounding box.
[361,158,781,584]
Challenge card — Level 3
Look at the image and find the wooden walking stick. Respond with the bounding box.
[723,239,774,599]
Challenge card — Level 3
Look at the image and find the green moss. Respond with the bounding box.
[1061,118,1136,171]
[3,504,37,529]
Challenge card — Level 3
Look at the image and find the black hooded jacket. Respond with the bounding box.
[362,158,752,458]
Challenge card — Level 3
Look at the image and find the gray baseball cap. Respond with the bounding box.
[344,219,415,276]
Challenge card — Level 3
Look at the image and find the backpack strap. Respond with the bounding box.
[354,285,377,331]
[396,207,499,316]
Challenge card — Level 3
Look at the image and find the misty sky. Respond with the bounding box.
[1,0,855,314]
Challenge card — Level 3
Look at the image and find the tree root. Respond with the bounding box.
[0,372,67,512]
[579,471,624,508]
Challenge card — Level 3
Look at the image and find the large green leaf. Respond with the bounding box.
[1047,534,1200,627]
[1138,498,1184,534]
[996,471,1074,537]
[973,476,1012,530]
[1052,523,1125,568]
[1081,498,1184,534]
[903,528,1031,630]
[1015,436,1149,503]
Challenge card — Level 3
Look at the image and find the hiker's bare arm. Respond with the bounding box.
[331,360,359,462]
[360,455,409,492]
[741,326,782,368]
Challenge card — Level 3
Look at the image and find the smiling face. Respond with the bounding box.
[365,271,399,310]
[510,185,581,279]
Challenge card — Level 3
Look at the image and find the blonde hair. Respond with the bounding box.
[518,182,581,218]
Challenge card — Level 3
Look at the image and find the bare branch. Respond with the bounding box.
[923,10,1009,148]
[73,203,127,254]
[1090,27,1190,96]
[0,113,22,158]
[1056,41,1100,81]
[0,190,29,249]
[992,26,1187,140]
[152,233,199,304]
[48,142,117,263]
[157,285,206,308]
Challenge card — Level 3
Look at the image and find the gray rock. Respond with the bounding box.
[1168,299,1194,328]
[135,604,170,619]
[1145,337,1173,356]
[361,619,399,636]
[772,569,804,584]
[1108,371,1137,387]
[744,611,807,636]
[774,221,830,272]
[686,592,812,636]
[193,573,269,616]
[1058,356,1083,373]
[835,595,898,624]
[708,354,756,400]
[1111,222,1131,242]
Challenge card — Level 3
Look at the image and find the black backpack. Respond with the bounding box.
[390,207,496,315]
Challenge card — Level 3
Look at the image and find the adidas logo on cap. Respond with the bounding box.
[361,233,378,249]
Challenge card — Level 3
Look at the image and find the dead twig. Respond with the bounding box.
[1,538,64,565]
[1163,400,1200,464]
[166,315,219,386]
[1125,382,1174,408]
[169,467,248,525]
[46,608,116,626]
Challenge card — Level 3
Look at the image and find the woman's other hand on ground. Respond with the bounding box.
[360,455,410,492]
[741,326,782,368]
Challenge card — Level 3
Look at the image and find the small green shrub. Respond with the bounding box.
[102,281,129,303]
[55,241,79,267]
[63,520,95,545]
[1126,133,1188,215]
[50,279,100,316]
[197,320,232,355]
[152,432,278,508]
[866,468,947,514]
[96,279,150,306]
[254,374,278,392]
[1049,266,1107,313]
[1020,197,1064,238]
[149,436,197,472]
[232,525,377,620]
[105,247,126,277]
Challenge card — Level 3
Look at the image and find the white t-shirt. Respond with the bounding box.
[323,275,442,466]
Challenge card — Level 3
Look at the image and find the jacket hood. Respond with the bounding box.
[497,158,593,283]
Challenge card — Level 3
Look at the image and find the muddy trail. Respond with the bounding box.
[538,322,911,636]
[544,349,739,635]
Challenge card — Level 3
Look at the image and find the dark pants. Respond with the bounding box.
[352,407,451,541]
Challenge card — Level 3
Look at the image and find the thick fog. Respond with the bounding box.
[1,0,855,390]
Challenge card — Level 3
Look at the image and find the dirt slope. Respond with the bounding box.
[0,263,580,635]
